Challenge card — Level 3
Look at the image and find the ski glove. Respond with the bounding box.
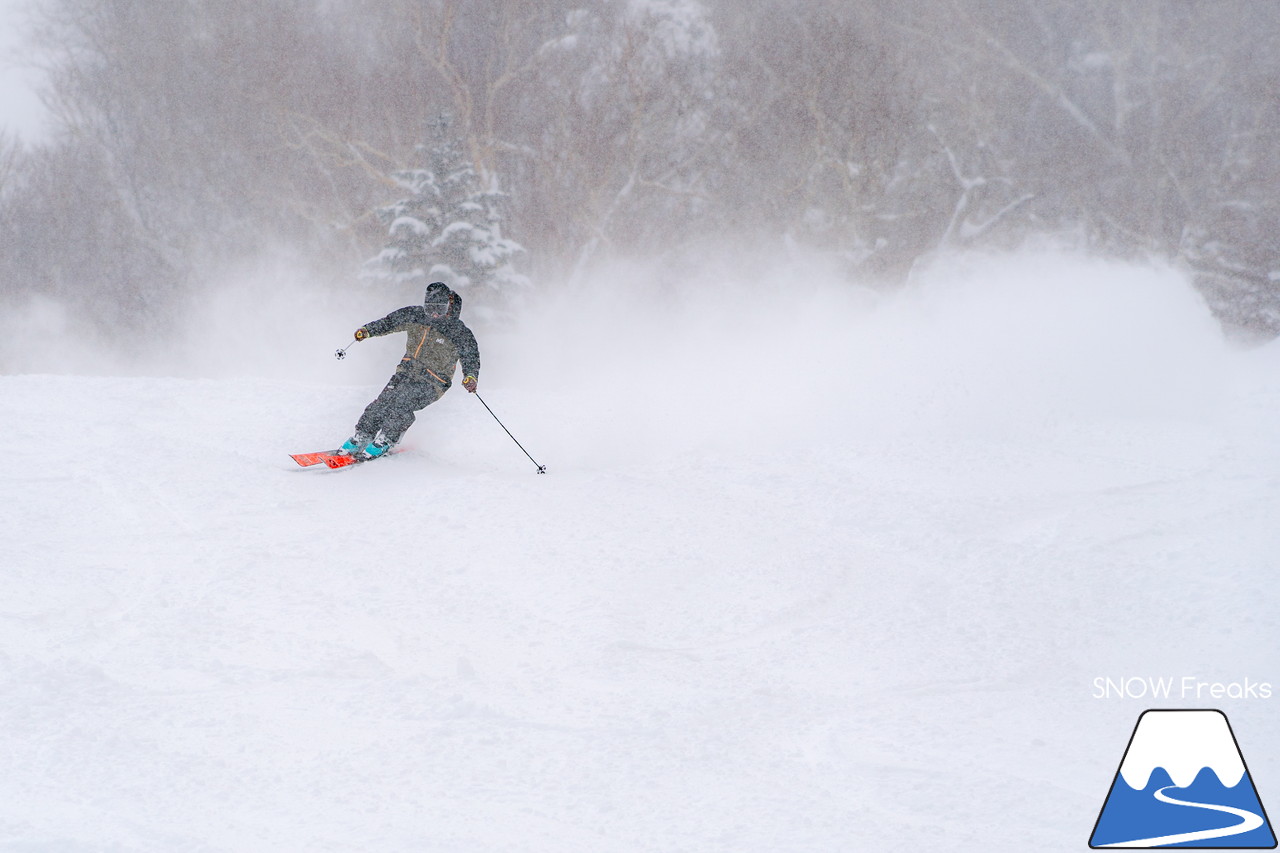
[462,375,478,393]
[354,327,370,341]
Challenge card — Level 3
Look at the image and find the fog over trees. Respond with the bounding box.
[2,0,1278,335]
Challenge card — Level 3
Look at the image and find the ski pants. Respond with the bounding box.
[355,374,443,445]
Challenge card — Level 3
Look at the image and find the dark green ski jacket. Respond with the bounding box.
[360,286,480,389]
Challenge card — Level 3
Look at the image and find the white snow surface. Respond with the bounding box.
[3,250,1279,850]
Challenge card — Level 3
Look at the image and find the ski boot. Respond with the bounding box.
[361,430,396,460]
[338,431,372,458]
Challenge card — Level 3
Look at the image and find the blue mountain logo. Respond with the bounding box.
[1090,709,1276,848]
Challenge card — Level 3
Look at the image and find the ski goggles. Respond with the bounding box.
[424,299,450,316]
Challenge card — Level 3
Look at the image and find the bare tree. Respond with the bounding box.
[0,131,19,198]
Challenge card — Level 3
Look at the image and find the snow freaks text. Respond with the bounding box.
[1092,676,1273,701]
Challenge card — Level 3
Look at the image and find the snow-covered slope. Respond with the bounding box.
[3,252,1279,851]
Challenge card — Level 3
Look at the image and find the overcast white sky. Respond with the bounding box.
[0,0,48,142]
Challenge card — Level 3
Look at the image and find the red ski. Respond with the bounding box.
[290,450,339,467]
[290,448,404,469]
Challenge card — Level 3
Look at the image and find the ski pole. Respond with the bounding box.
[475,393,546,474]
[334,337,358,360]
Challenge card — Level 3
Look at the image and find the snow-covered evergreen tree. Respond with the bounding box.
[364,116,527,316]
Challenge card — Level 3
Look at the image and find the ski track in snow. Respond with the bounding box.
[3,255,1280,850]
[1098,785,1265,847]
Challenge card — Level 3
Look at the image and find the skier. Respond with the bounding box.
[338,281,480,460]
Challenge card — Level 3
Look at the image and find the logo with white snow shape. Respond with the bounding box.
[1090,709,1276,848]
